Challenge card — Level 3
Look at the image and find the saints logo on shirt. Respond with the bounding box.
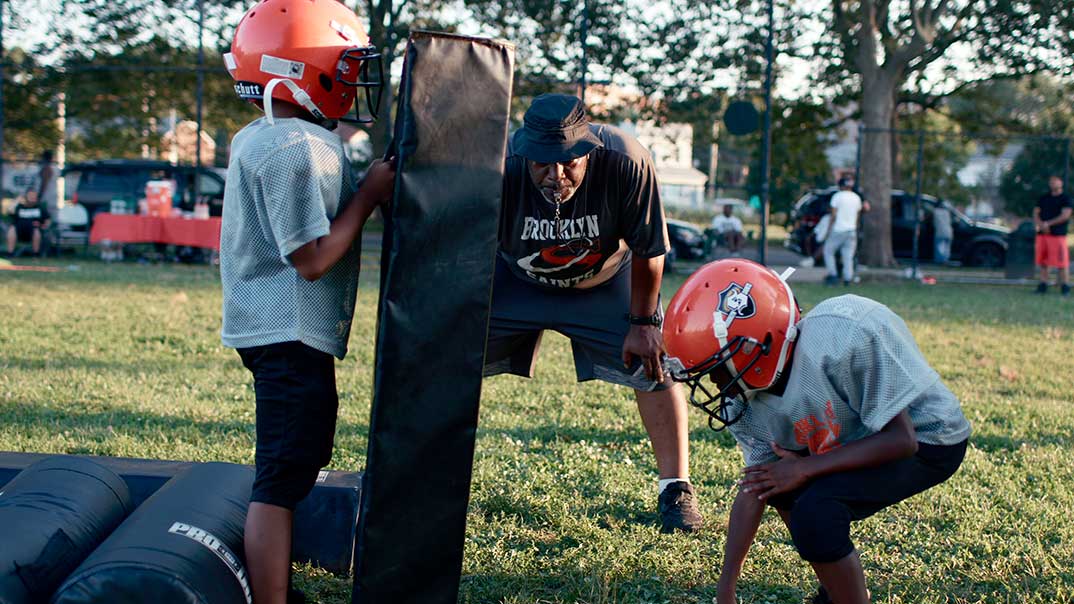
[716,281,755,327]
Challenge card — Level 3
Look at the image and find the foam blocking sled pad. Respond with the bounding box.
[0,451,361,574]
[352,32,514,604]
[0,456,132,604]
[50,462,253,604]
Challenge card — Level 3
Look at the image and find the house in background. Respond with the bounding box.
[162,120,216,165]
[625,121,709,208]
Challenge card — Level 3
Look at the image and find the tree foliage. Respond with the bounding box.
[2,47,62,160]
[745,99,834,215]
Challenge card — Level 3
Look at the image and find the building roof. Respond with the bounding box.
[656,165,708,187]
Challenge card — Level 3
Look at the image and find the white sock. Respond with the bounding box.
[658,477,690,494]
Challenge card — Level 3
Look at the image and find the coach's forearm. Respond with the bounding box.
[629,254,663,316]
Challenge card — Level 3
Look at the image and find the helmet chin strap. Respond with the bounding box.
[262,78,326,126]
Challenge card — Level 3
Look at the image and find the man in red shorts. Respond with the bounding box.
[1034,174,1072,296]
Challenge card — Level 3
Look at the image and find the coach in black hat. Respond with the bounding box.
[483,93,703,533]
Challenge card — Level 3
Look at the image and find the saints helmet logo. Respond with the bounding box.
[716,281,755,327]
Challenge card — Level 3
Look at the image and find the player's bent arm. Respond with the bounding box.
[717,488,766,603]
[290,160,394,281]
[799,409,917,480]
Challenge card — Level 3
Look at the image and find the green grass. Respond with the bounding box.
[2,258,1073,603]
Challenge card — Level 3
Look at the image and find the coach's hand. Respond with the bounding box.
[623,324,665,383]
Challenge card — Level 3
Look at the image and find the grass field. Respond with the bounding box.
[1,257,1073,604]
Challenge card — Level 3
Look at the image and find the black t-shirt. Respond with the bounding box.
[13,203,49,230]
[499,124,669,289]
[1038,193,1073,236]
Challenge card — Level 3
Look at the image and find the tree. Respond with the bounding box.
[895,111,975,205]
[807,1,1074,266]
[746,99,834,215]
[2,48,62,160]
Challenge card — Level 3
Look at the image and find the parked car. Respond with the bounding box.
[785,187,1010,267]
[668,217,706,254]
[62,160,226,222]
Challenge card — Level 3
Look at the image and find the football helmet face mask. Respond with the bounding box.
[663,259,801,431]
[224,0,383,125]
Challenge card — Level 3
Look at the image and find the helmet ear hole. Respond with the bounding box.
[762,332,773,353]
[319,74,333,92]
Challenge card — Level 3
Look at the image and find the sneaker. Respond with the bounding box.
[812,585,870,603]
[658,481,703,534]
[1035,282,1048,295]
[1063,284,1071,297]
[811,586,833,604]
[842,279,851,286]
[824,275,840,286]
[798,257,815,267]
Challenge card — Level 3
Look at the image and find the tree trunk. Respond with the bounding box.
[367,47,394,159]
[889,91,900,190]
[365,0,394,160]
[859,72,898,267]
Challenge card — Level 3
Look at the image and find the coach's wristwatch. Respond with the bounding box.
[625,312,663,327]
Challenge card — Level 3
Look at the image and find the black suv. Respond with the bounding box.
[62,160,226,221]
[785,187,1010,267]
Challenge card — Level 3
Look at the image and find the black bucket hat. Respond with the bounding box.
[513,94,604,163]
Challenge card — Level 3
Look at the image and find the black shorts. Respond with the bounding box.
[14,222,37,243]
[483,255,669,392]
[766,439,968,563]
[237,341,339,510]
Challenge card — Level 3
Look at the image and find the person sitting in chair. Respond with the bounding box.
[711,204,746,255]
[6,189,50,257]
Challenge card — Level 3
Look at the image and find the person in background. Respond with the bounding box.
[711,203,746,255]
[932,202,953,265]
[823,177,868,286]
[6,189,50,257]
[1034,174,1072,296]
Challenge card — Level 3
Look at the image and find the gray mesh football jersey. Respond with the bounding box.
[220,117,358,359]
[727,294,971,466]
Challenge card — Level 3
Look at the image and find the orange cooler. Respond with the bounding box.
[145,180,175,217]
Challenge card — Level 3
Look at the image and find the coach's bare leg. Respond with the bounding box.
[5,226,15,254]
[1059,265,1069,286]
[245,502,292,604]
[635,383,689,479]
[1040,265,1051,284]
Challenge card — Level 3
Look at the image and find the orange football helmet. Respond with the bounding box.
[224,0,383,124]
[663,259,800,430]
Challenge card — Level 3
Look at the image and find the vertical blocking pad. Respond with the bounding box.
[352,32,515,604]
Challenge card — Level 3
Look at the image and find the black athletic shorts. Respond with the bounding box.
[14,222,37,243]
[237,341,339,510]
[483,255,669,392]
[766,439,968,563]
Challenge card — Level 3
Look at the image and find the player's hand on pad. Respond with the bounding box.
[739,443,810,500]
[360,158,396,206]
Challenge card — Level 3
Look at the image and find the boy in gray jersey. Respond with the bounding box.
[220,2,392,602]
[662,259,970,604]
